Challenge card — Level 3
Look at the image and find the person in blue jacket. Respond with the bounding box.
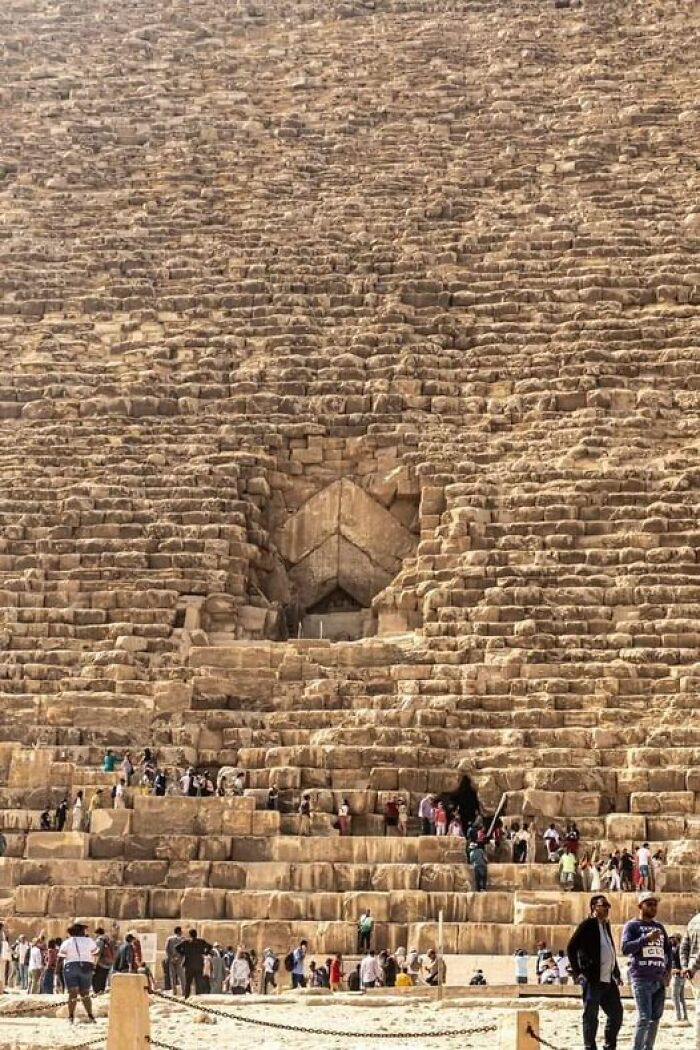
[621,892,672,1050]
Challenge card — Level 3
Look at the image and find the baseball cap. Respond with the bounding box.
[638,891,659,905]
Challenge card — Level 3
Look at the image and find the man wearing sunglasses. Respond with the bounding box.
[622,892,672,1050]
[567,894,623,1050]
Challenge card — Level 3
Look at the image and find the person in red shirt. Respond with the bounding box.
[330,953,343,991]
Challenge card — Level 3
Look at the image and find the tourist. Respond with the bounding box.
[41,938,58,994]
[556,950,569,985]
[567,895,623,1050]
[470,968,487,986]
[447,812,463,837]
[267,784,279,810]
[358,908,374,952]
[418,793,435,836]
[120,752,134,786]
[14,934,30,989]
[384,795,399,835]
[620,849,634,892]
[669,935,688,1024]
[153,770,167,796]
[679,909,700,1045]
[27,938,43,994]
[262,947,279,994]
[397,797,409,836]
[636,843,652,891]
[88,789,104,827]
[114,934,137,973]
[526,822,538,864]
[39,809,52,831]
[210,944,225,994]
[92,926,114,993]
[177,928,211,998]
[651,850,666,893]
[55,798,68,832]
[71,790,84,832]
[422,948,442,986]
[102,750,117,774]
[298,793,312,836]
[348,963,361,991]
[57,921,98,1023]
[622,892,672,1050]
[112,779,126,809]
[514,950,528,985]
[434,801,448,836]
[469,840,488,891]
[338,798,352,836]
[380,950,398,987]
[605,852,622,892]
[165,926,184,995]
[543,823,560,861]
[406,947,421,984]
[565,822,581,854]
[308,960,324,988]
[513,823,529,864]
[290,939,307,989]
[559,847,578,891]
[329,953,343,991]
[396,968,412,988]
[229,948,250,995]
[180,768,194,795]
[360,950,383,989]
[234,771,246,795]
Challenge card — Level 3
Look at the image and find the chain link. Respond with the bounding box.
[0,995,72,1017]
[526,1023,567,1050]
[148,988,498,1040]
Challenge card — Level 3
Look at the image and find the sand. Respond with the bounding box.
[0,988,697,1050]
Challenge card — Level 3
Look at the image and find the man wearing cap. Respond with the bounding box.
[622,891,672,1050]
[679,908,700,1049]
[567,894,623,1050]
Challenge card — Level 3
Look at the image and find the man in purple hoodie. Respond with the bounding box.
[621,892,672,1050]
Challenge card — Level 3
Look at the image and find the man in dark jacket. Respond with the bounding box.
[567,894,623,1050]
[176,928,211,998]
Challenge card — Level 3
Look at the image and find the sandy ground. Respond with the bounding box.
[0,988,698,1050]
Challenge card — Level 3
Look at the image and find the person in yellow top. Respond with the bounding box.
[88,789,104,831]
[396,968,413,988]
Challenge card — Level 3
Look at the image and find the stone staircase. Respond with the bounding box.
[0,0,699,963]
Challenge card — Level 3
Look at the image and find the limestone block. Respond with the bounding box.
[45,886,105,917]
[647,816,685,840]
[370,864,420,892]
[153,837,200,862]
[13,885,49,915]
[132,799,197,836]
[562,792,602,816]
[208,863,248,890]
[291,863,335,893]
[369,768,398,790]
[341,892,390,921]
[181,888,227,920]
[106,888,148,920]
[164,862,211,889]
[123,861,169,886]
[631,792,694,815]
[332,863,371,892]
[25,832,89,860]
[226,891,273,920]
[90,810,132,837]
[90,836,126,859]
[252,811,281,836]
[149,890,184,919]
[605,814,647,841]
[199,836,231,861]
[0,859,20,887]
[9,749,52,789]
[520,790,564,818]
[388,891,428,923]
[220,808,253,836]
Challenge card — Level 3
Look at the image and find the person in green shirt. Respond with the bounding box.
[102,750,118,773]
[559,847,578,890]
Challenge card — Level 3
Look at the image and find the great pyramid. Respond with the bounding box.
[1,0,699,960]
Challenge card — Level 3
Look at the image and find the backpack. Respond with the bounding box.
[111,785,118,800]
[271,955,280,972]
[283,950,296,972]
[98,937,115,967]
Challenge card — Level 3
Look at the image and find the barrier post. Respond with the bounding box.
[107,973,150,1050]
[499,1009,540,1050]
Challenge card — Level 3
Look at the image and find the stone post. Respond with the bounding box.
[499,1010,540,1050]
[107,973,150,1050]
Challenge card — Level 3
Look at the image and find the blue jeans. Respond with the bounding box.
[631,979,666,1050]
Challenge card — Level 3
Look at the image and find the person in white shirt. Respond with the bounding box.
[71,791,84,832]
[543,824,560,861]
[27,940,44,994]
[556,951,569,985]
[229,949,250,995]
[514,950,529,984]
[262,947,278,995]
[636,843,652,890]
[359,950,383,989]
[113,780,126,810]
[57,922,98,1023]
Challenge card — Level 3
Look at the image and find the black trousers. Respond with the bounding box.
[183,968,206,998]
[92,966,109,994]
[582,980,623,1050]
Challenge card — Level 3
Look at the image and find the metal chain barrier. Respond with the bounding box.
[148,987,498,1040]
[0,995,72,1017]
[526,1024,567,1050]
